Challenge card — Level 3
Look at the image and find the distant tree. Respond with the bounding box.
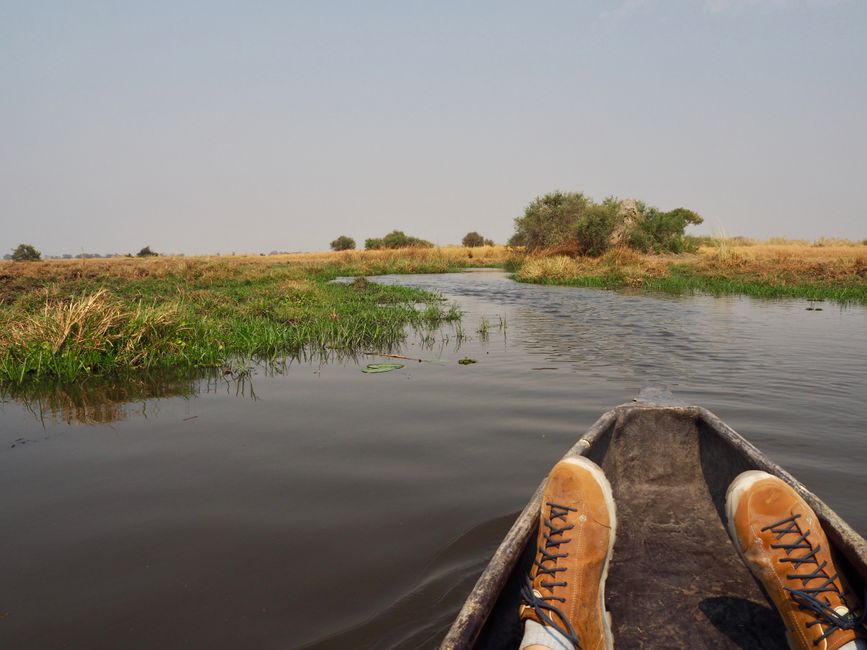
[365,238,385,250]
[11,243,41,261]
[381,230,433,249]
[137,246,158,257]
[484,238,495,246]
[330,235,356,251]
[462,231,485,247]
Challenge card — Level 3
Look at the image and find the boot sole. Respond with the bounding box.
[561,456,617,650]
[724,469,774,550]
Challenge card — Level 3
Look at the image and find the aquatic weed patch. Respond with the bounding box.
[0,259,461,384]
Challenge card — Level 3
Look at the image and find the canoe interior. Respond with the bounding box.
[449,405,866,649]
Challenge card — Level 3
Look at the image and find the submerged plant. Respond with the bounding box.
[477,317,490,341]
[361,363,404,374]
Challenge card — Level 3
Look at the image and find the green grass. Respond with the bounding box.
[518,265,867,303]
[0,263,461,385]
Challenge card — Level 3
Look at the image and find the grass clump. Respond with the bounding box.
[513,244,867,304]
[0,254,472,384]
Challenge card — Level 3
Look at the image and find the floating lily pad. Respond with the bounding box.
[361,363,405,374]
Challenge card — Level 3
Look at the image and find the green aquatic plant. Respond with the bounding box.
[477,317,490,341]
[0,266,461,384]
[361,363,404,373]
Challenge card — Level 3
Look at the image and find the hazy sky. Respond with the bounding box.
[2,1,865,255]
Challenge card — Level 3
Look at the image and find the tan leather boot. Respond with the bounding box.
[726,470,866,650]
[519,456,616,650]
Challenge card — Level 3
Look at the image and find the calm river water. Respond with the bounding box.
[1,271,865,649]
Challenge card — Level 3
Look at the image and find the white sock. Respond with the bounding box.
[840,641,867,650]
[519,619,573,650]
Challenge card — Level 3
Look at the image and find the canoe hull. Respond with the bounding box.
[441,403,867,649]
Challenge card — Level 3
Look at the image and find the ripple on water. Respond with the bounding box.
[1,271,865,649]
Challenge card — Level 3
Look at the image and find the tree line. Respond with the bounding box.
[330,230,495,251]
[9,190,702,262]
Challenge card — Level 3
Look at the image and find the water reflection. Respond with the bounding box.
[0,369,268,426]
[1,272,864,650]
[0,372,200,425]
[0,321,484,426]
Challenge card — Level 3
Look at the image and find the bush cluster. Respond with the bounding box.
[11,244,41,262]
[511,191,702,257]
[330,236,356,251]
[461,232,495,247]
[626,207,703,254]
[363,230,433,250]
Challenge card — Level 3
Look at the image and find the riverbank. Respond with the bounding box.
[512,243,867,303]
[4,241,865,383]
[0,248,510,383]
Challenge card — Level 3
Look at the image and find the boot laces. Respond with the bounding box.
[521,501,582,648]
[763,513,866,645]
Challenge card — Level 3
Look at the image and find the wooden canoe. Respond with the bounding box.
[441,397,867,649]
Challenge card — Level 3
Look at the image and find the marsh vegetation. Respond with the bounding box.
[504,191,867,303]
[3,231,866,387]
[0,252,487,384]
[512,240,867,303]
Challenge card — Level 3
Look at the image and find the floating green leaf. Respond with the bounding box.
[361,363,405,374]
[458,357,477,365]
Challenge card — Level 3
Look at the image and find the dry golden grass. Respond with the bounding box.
[0,288,188,369]
[515,249,672,287]
[696,243,867,282]
[278,244,509,265]
[0,245,511,290]
[720,236,864,247]
[513,241,867,295]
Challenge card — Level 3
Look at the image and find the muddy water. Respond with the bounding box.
[1,271,865,649]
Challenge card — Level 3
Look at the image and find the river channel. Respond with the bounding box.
[1,271,864,649]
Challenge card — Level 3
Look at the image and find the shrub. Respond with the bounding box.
[626,207,703,253]
[484,238,495,246]
[330,236,356,251]
[380,230,433,249]
[512,191,591,251]
[512,191,702,256]
[683,235,717,248]
[575,203,618,257]
[365,238,384,250]
[11,243,41,261]
[462,231,485,247]
[137,246,158,257]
